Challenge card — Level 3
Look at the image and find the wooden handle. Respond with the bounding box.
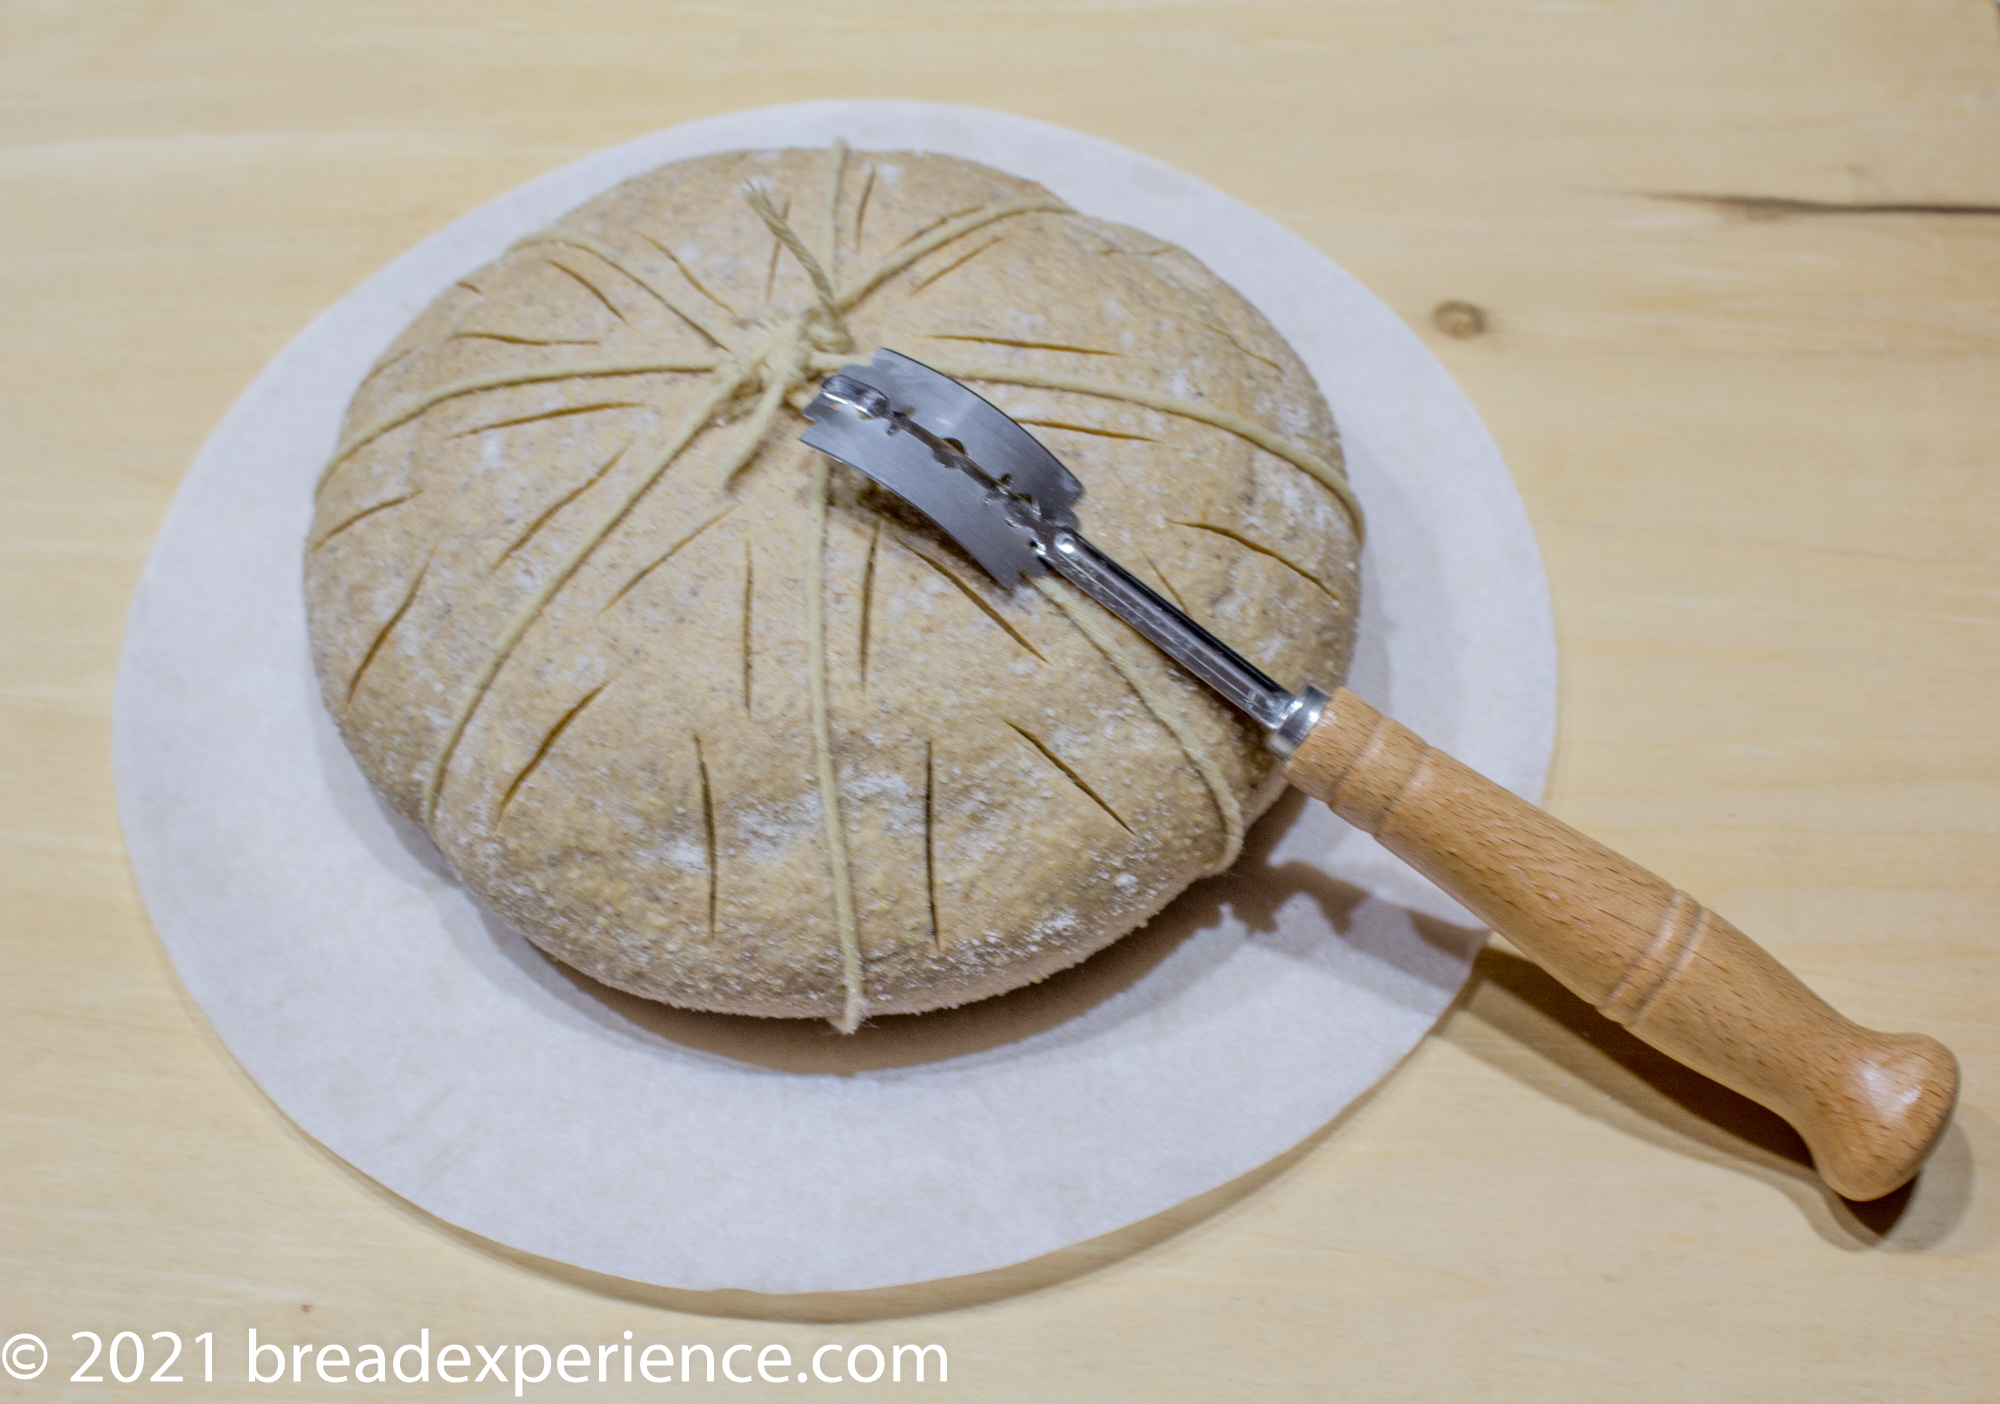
[1285,688,1958,1200]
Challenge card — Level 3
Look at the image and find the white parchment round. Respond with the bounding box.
[113,102,1555,1294]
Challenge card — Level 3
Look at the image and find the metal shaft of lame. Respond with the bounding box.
[1038,527,1296,730]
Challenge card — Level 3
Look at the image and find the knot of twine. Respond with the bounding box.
[701,181,857,432]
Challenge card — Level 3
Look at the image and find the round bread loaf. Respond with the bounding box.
[306,146,1361,1027]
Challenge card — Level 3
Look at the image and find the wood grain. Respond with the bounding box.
[4,1,1998,1399]
[1286,688,1959,1201]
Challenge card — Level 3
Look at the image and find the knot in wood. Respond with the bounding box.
[1431,300,1488,340]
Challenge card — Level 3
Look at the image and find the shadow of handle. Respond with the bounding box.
[1285,687,1960,1201]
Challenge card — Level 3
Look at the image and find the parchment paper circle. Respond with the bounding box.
[113,102,1554,1294]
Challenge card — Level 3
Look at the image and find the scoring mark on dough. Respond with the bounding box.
[857,520,882,690]
[449,330,602,348]
[357,341,424,389]
[1031,573,1243,874]
[312,491,419,551]
[762,193,792,308]
[1138,548,1191,613]
[450,401,647,440]
[1168,519,1341,604]
[694,734,717,937]
[496,443,633,571]
[1013,417,1155,443]
[634,231,741,318]
[923,333,1122,357]
[896,537,1047,662]
[853,166,877,252]
[601,504,737,612]
[889,204,990,254]
[924,739,941,950]
[346,554,432,707]
[546,259,631,326]
[497,683,607,824]
[907,236,1007,294]
[1190,315,1284,375]
[1004,720,1131,834]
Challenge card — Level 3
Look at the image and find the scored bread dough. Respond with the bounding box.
[305,145,1362,1028]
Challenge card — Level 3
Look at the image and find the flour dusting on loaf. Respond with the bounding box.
[305,146,1360,1025]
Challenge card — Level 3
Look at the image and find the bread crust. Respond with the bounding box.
[305,148,1359,1021]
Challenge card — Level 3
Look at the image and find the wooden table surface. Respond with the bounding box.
[5,2,1997,1398]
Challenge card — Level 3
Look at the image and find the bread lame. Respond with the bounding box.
[803,349,1958,1201]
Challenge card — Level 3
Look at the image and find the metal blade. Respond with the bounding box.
[801,349,1080,587]
[836,348,1082,517]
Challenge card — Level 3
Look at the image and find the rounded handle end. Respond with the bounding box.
[1806,1031,1959,1201]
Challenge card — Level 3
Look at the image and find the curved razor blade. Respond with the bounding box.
[801,349,1080,587]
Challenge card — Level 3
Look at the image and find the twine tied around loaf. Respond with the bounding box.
[320,139,1362,1031]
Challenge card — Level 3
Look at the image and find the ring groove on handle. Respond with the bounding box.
[1327,713,1426,834]
[1601,890,1706,1026]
